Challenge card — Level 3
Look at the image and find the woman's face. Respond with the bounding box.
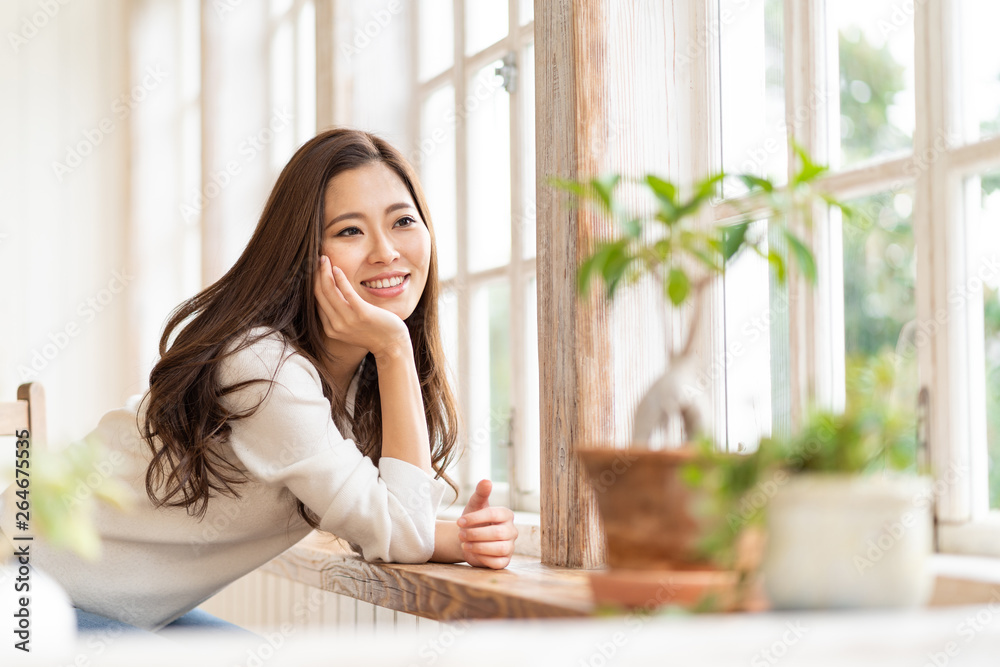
[321,162,432,322]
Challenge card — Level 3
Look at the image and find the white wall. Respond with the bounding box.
[0,0,133,446]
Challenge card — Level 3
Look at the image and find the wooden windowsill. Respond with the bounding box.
[262,532,1000,621]
[259,531,596,620]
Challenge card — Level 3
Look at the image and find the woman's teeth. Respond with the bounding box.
[363,275,406,289]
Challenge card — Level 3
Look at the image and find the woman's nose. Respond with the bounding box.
[368,232,400,264]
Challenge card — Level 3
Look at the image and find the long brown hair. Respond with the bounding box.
[138,128,459,526]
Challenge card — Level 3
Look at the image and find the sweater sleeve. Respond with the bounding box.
[218,332,449,563]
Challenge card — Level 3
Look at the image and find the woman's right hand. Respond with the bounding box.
[313,255,411,359]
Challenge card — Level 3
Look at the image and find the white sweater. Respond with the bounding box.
[0,328,451,630]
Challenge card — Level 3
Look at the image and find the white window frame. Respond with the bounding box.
[700,0,1000,556]
[411,1,538,512]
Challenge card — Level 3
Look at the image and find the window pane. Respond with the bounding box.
[519,0,533,25]
[833,2,915,166]
[843,190,915,356]
[960,1,1000,142]
[842,189,917,426]
[419,0,453,80]
[420,85,457,280]
[469,281,511,484]
[719,0,787,190]
[975,168,1000,506]
[520,42,536,260]
[724,220,778,450]
[466,0,508,54]
[467,61,511,272]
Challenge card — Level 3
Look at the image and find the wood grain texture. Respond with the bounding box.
[18,383,46,450]
[0,383,44,449]
[259,532,596,621]
[0,401,28,437]
[535,0,615,569]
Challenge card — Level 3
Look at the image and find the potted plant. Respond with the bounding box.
[750,351,931,609]
[553,147,848,608]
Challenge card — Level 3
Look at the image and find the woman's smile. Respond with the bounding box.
[360,273,410,297]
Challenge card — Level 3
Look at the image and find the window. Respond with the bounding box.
[414,1,538,511]
[711,0,1000,554]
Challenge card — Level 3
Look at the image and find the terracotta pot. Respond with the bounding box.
[577,447,714,570]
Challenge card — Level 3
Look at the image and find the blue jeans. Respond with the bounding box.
[75,607,260,641]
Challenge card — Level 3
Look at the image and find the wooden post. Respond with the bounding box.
[535,0,614,568]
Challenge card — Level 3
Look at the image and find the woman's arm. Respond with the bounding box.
[373,342,432,475]
[315,257,432,475]
[432,520,464,563]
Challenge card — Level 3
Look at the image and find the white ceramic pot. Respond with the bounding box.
[762,474,933,609]
[0,560,76,663]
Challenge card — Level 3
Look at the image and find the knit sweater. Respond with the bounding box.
[0,328,451,630]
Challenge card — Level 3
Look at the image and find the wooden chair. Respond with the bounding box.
[0,383,47,449]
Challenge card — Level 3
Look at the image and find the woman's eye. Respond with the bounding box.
[394,216,417,228]
[336,226,362,237]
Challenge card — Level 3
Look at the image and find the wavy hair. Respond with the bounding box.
[138,128,459,526]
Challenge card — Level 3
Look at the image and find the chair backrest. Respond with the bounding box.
[0,383,47,449]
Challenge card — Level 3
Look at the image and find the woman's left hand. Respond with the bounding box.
[457,479,517,569]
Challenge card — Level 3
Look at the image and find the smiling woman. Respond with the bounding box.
[0,128,517,635]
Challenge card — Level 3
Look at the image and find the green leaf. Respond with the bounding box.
[736,173,775,193]
[603,248,637,298]
[680,463,704,486]
[591,174,621,212]
[577,252,598,296]
[722,221,750,262]
[577,243,616,296]
[666,267,690,305]
[646,175,678,208]
[547,176,593,199]
[767,249,786,283]
[689,246,723,273]
[693,172,726,202]
[791,142,828,185]
[621,217,643,238]
[673,199,702,221]
[823,195,856,222]
[652,238,672,261]
[782,229,817,284]
[578,240,635,299]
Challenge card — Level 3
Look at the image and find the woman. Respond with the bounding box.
[16,128,517,633]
